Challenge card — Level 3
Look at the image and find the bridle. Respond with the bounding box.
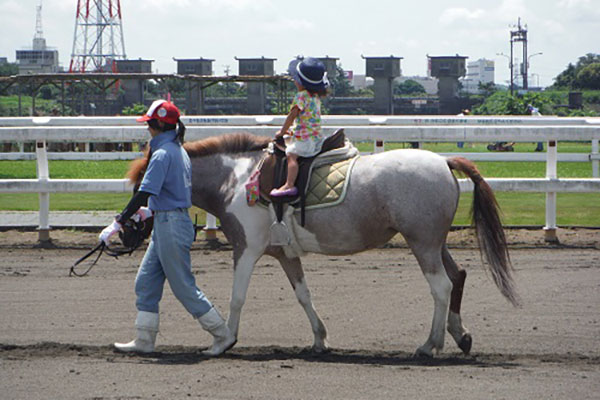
[69,218,152,277]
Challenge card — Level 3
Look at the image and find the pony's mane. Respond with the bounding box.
[184,132,271,158]
[126,132,271,184]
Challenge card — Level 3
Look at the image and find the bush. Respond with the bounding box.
[121,103,147,116]
[472,91,552,115]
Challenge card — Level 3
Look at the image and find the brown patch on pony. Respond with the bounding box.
[125,132,272,185]
[184,132,271,158]
[441,246,467,314]
[447,156,521,307]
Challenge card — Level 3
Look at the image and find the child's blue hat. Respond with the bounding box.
[288,57,330,91]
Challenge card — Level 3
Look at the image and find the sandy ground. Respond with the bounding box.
[1,228,599,400]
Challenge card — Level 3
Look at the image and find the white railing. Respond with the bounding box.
[1,115,599,243]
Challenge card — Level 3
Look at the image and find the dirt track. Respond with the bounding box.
[1,229,599,400]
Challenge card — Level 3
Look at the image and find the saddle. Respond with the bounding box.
[258,128,347,226]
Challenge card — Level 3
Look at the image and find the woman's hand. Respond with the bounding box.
[134,207,153,222]
[99,220,122,245]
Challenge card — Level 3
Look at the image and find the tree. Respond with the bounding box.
[329,65,354,97]
[574,63,600,90]
[552,53,600,89]
[393,79,426,96]
[553,63,576,88]
[576,53,600,68]
[477,82,497,97]
[0,62,18,76]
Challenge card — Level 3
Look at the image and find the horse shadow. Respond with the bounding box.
[128,345,519,369]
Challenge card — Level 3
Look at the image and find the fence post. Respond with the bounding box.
[592,139,599,178]
[374,139,384,153]
[35,140,51,244]
[204,213,218,241]
[544,140,558,243]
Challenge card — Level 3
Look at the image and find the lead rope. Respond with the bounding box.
[69,242,105,277]
[69,241,140,277]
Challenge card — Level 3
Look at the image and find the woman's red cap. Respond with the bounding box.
[136,100,180,125]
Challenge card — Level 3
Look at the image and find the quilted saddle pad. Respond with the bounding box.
[303,156,358,210]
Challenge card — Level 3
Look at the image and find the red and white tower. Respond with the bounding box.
[69,0,126,73]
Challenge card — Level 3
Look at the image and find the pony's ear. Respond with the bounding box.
[126,157,148,184]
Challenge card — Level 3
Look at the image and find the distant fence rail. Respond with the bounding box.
[1,115,599,242]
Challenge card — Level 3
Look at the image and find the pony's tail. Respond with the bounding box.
[126,147,150,186]
[447,157,521,307]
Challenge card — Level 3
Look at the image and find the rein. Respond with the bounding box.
[69,241,140,277]
[69,218,153,277]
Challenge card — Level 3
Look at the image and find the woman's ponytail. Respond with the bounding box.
[176,118,186,144]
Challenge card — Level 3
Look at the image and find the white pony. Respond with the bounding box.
[128,132,519,357]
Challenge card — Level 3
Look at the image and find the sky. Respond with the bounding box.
[1,0,599,88]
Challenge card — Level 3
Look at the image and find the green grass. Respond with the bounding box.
[0,95,64,116]
[0,193,132,211]
[454,193,600,226]
[0,160,131,179]
[0,159,132,212]
[1,154,598,226]
[355,141,593,154]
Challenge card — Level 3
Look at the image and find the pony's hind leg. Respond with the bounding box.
[442,245,472,354]
[270,248,329,353]
[408,240,453,357]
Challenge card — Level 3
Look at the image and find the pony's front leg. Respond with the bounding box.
[227,248,263,341]
[270,247,329,353]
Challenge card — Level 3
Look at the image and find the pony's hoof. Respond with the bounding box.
[458,333,472,355]
[414,346,433,358]
[311,344,330,354]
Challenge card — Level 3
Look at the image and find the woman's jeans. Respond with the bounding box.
[135,208,213,318]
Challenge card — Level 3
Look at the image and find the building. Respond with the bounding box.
[364,55,403,114]
[115,59,153,73]
[16,3,59,74]
[461,58,495,94]
[115,59,154,106]
[235,57,276,114]
[174,58,214,75]
[16,41,59,74]
[427,55,468,114]
[174,58,214,114]
[349,74,373,90]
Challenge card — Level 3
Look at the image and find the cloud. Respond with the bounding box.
[138,0,273,12]
[439,7,485,25]
[558,0,591,7]
[258,18,315,34]
[557,0,600,22]
[495,0,527,17]
[396,38,419,50]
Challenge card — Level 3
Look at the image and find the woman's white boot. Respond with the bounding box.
[197,308,236,356]
[114,311,159,353]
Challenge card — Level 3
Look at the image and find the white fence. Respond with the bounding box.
[1,115,600,242]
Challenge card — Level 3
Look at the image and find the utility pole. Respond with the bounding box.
[69,0,126,73]
[510,18,528,92]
